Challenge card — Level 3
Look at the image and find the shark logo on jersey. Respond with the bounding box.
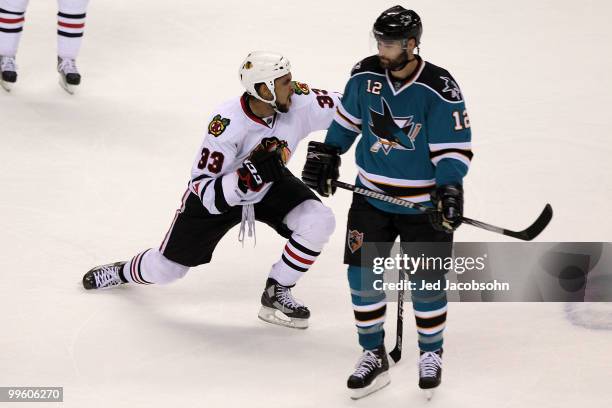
[440,76,462,101]
[208,114,231,137]
[369,98,422,155]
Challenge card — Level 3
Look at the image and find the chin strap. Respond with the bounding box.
[390,54,418,72]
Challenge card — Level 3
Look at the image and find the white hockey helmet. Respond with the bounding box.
[239,51,291,108]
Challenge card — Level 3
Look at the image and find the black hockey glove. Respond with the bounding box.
[301,141,341,197]
[429,185,464,233]
[237,147,285,193]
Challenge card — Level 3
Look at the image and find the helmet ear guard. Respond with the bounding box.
[239,51,291,110]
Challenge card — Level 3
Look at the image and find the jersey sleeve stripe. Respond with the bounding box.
[357,166,435,187]
[430,148,473,160]
[213,178,231,213]
[429,142,472,152]
[337,104,362,125]
[334,114,360,133]
[430,152,472,167]
[199,179,214,201]
[358,174,433,203]
[191,173,212,183]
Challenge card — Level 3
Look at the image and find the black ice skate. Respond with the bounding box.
[419,348,443,400]
[347,346,390,399]
[0,56,17,92]
[82,262,127,290]
[57,57,81,94]
[258,278,310,329]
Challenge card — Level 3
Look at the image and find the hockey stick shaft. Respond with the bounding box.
[332,180,552,241]
[388,268,405,364]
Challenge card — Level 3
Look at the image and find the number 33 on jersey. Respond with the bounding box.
[189,82,342,214]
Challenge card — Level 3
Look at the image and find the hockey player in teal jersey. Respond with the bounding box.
[302,6,473,400]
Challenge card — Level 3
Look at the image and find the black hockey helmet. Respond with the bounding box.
[373,5,422,46]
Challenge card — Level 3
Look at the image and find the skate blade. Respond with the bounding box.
[349,372,390,400]
[257,306,308,329]
[423,389,435,401]
[59,78,77,95]
[1,80,13,92]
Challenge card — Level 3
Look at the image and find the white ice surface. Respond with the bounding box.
[1,1,611,407]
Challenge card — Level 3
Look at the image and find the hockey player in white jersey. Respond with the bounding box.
[0,0,89,93]
[82,51,340,329]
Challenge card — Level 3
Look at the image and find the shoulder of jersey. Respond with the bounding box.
[288,81,318,110]
[415,61,465,103]
[349,55,385,78]
[205,97,244,138]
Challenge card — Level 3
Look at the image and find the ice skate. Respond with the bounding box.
[82,262,126,290]
[258,278,310,329]
[0,56,17,92]
[347,346,390,399]
[57,57,81,94]
[419,348,443,400]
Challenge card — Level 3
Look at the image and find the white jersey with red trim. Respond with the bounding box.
[189,82,341,214]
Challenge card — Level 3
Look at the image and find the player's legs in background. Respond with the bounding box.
[398,216,451,396]
[344,194,396,399]
[56,0,89,93]
[0,0,29,90]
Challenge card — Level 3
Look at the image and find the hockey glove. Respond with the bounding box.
[429,185,464,233]
[237,147,285,193]
[301,141,341,197]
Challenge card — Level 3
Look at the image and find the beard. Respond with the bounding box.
[275,96,292,113]
[378,52,410,71]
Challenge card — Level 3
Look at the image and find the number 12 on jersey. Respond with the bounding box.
[452,110,470,131]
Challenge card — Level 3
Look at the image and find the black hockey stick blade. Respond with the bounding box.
[388,303,404,364]
[461,204,553,241]
[389,340,402,364]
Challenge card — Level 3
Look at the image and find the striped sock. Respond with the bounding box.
[123,249,153,285]
[57,10,86,58]
[269,236,321,286]
[348,265,387,350]
[0,6,25,56]
[413,294,447,352]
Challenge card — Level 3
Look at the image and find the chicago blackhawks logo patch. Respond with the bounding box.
[208,114,231,137]
[348,230,364,254]
[292,81,310,95]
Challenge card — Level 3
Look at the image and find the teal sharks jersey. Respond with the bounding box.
[325,55,473,214]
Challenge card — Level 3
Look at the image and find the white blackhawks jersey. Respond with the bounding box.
[189,82,341,214]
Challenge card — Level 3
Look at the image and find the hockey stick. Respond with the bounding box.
[388,267,405,364]
[332,180,553,241]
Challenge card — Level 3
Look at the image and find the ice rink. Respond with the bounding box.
[1,0,611,407]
